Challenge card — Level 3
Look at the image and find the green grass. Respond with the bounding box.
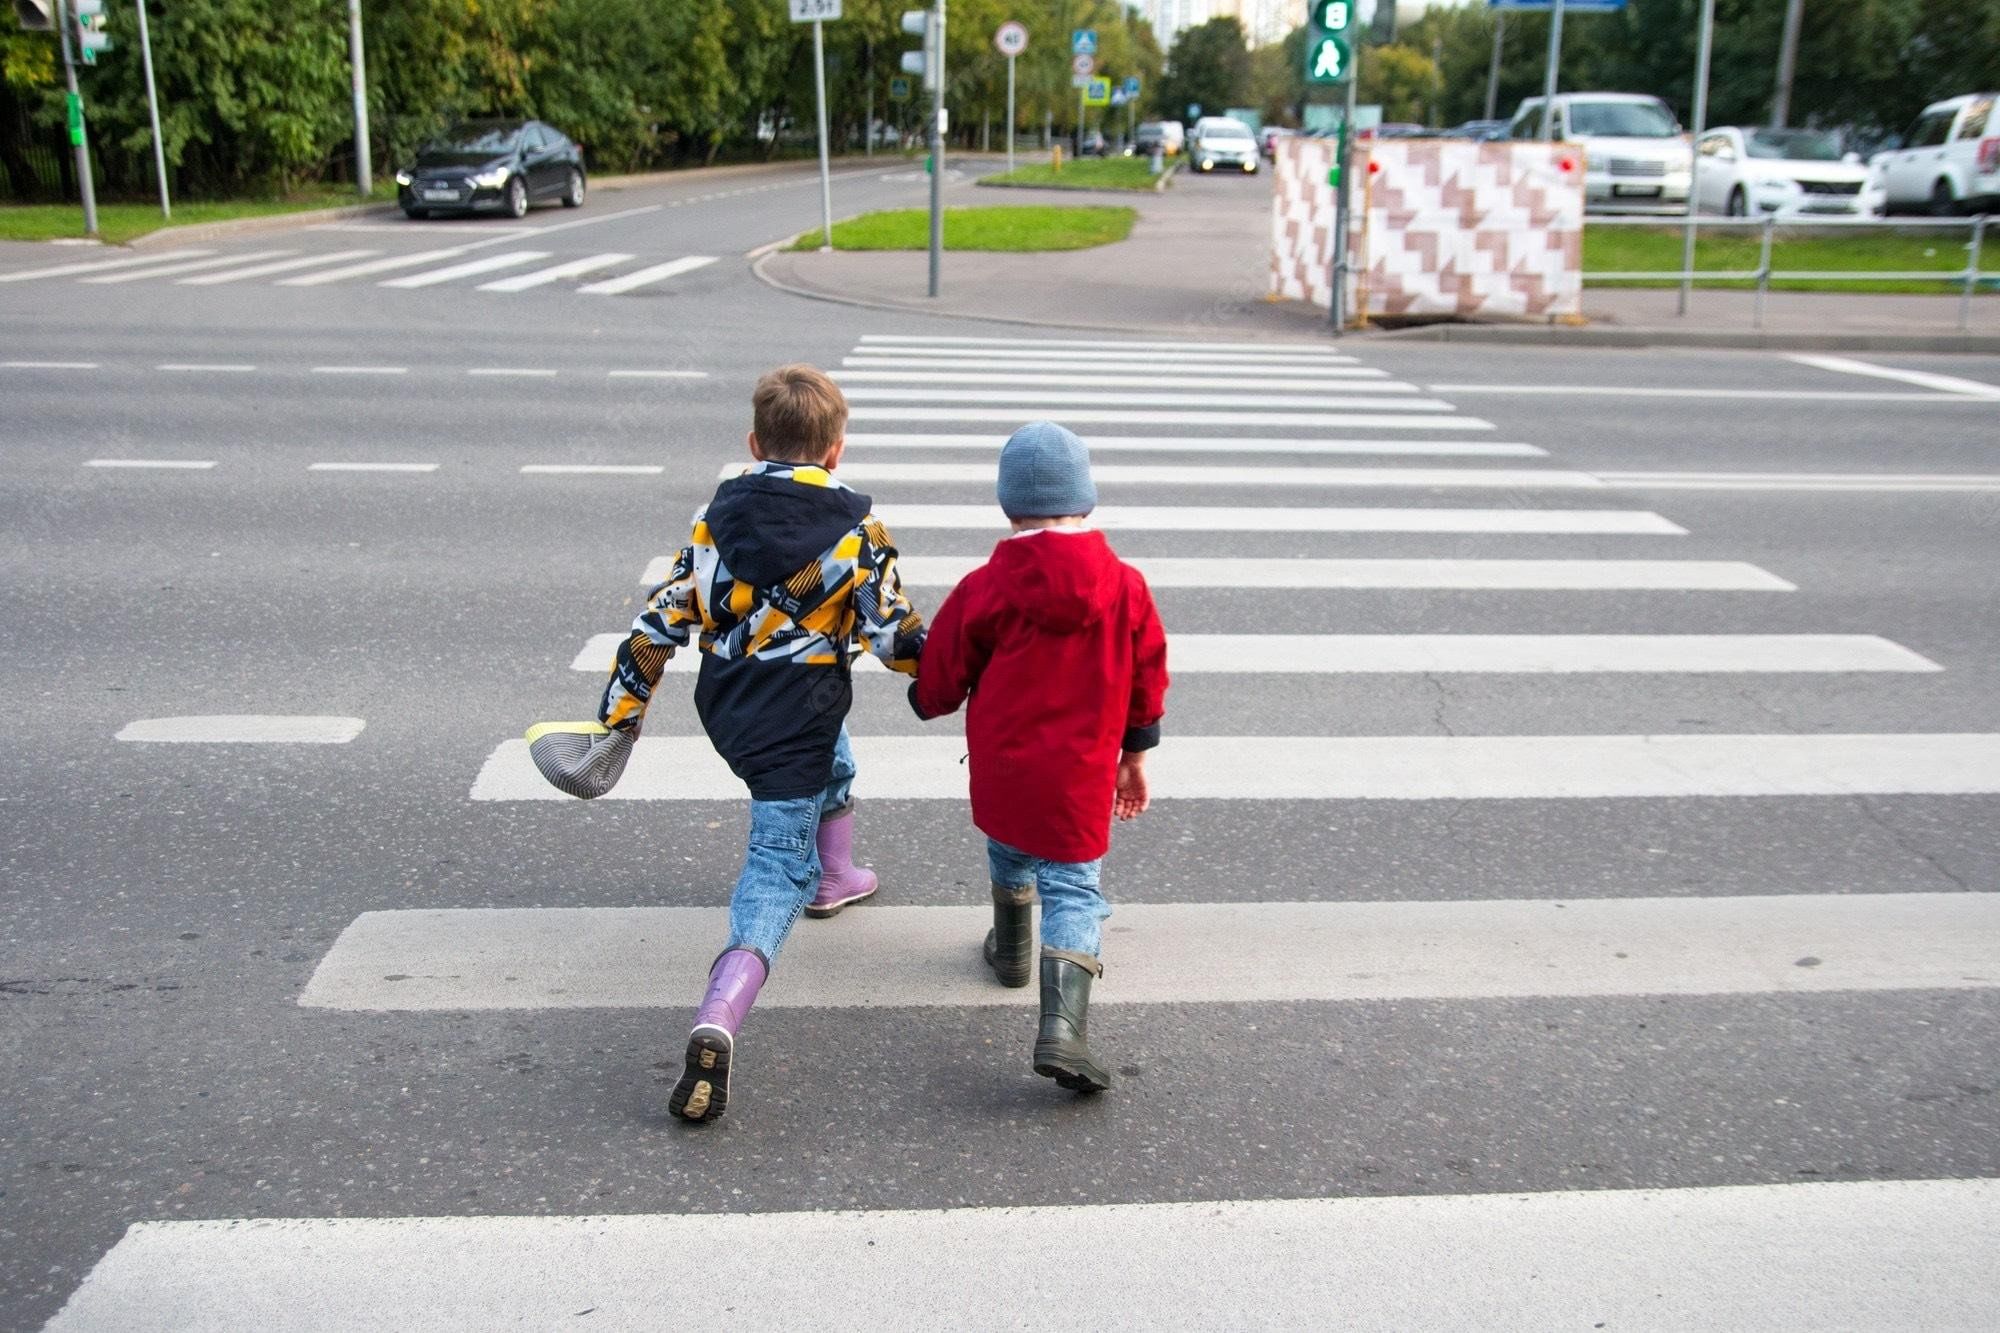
[1585,223,1997,294]
[979,157,1164,191]
[792,204,1136,252]
[0,187,392,245]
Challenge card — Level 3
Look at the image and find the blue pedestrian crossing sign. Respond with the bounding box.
[889,76,911,102]
[1071,28,1097,56]
[1122,76,1142,97]
[1083,77,1112,107]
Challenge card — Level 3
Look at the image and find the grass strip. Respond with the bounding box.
[1585,223,1998,294]
[979,158,1164,191]
[0,189,394,246]
[793,204,1136,252]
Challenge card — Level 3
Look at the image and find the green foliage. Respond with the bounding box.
[981,156,1163,189]
[1155,16,1251,121]
[792,202,1136,250]
[1585,220,1993,293]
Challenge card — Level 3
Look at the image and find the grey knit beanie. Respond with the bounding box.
[996,421,1097,519]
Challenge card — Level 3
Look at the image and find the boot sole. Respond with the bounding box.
[804,885,877,919]
[669,1029,732,1123]
[1033,1048,1112,1094]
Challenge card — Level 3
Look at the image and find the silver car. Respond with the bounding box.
[1189,117,1260,174]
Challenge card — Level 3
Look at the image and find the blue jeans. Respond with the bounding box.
[986,838,1109,958]
[726,727,856,963]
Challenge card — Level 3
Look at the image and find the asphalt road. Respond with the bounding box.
[3,158,1999,1329]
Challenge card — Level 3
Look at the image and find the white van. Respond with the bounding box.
[1870,94,2000,214]
[1506,92,1693,214]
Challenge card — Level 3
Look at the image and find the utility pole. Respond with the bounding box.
[346,0,371,196]
[136,0,169,217]
[1771,0,1804,128]
[1539,0,1565,140]
[928,0,945,297]
[1678,0,1716,318]
[1485,10,1506,122]
[51,0,99,236]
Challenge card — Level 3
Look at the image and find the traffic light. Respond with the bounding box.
[73,0,111,63]
[1305,0,1353,86]
[900,9,936,92]
[13,1,54,30]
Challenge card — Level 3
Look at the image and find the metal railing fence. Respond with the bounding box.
[1587,213,1995,332]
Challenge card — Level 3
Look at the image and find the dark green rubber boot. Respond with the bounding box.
[1032,949,1112,1093]
[982,883,1037,988]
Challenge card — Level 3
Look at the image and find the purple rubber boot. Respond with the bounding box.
[670,949,766,1124]
[805,803,879,919]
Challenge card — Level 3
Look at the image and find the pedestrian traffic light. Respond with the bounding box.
[73,0,111,63]
[1306,0,1353,86]
[900,9,936,92]
[13,1,55,30]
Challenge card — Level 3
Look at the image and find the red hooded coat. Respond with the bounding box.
[914,528,1168,863]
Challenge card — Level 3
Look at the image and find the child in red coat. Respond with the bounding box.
[913,421,1169,1093]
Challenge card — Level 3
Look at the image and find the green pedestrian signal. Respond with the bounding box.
[1306,0,1353,85]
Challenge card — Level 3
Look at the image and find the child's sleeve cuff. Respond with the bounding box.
[1121,722,1161,752]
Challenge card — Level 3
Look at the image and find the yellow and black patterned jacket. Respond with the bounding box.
[599,460,925,799]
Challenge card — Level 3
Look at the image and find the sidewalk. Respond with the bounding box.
[756,180,2000,351]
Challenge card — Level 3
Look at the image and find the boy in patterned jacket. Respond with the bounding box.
[597,365,925,1124]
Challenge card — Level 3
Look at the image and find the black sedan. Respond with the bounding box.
[395,119,585,220]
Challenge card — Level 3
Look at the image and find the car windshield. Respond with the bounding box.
[1745,128,1842,161]
[1567,101,1678,138]
[1205,120,1254,139]
[429,124,522,154]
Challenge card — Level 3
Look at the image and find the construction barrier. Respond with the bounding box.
[1270,137,1585,323]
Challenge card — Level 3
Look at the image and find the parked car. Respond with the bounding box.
[1077,129,1108,158]
[1131,120,1184,157]
[1693,126,1879,218]
[1870,93,2000,215]
[395,118,585,221]
[1188,116,1261,174]
[1506,92,1693,214]
[1444,119,1510,141]
[1370,123,1432,140]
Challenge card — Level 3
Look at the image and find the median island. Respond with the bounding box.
[791,205,1137,252]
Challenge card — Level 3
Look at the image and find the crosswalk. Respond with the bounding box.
[0,244,719,297]
[52,330,1996,1322]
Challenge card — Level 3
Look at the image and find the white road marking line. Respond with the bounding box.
[1600,471,2000,493]
[815,463,1605,489]
[1423,383,1998,404]
[80,250,293,284]
[306,462,438,473]
[310,365,407,376]
[842,357,1385,377]
[851,408,1494,429]
[48,1180,2000,1330]
[513,203,664,236]
[644,555,1791,590]
[475,252,633,292]
[859,334,1350,354]
[115,715,364,743]
[3,359,100,369]
[175,249,380,285]
[277,247,470,286]
[378,250,552,288]
[157,363,256,372]
[466,368,558,378]
[472,731,2000,802]
[304,892,1999,1011]
[606,369,709,379]
[570,633,1923,676]
[521,464,663,475]
[1788,352,2000,399]
[576,254,718,295]
[0,248,216,283]
[845,346,1362,365]
[841,387,1451,410]
[85,458,216,470]
[870,503,1681,533]
[832,370,1419,392]
[846,432,1544,457]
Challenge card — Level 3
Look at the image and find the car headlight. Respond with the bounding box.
[471,165,512,188]
[394,169,412,186]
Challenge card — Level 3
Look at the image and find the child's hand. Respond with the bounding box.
[1114,752,1149,821]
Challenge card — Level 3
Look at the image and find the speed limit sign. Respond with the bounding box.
[994,21,1028,57]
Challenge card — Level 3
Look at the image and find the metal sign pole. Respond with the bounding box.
[1330,56,1359,331]
[347,0,371,196]
[1006,54,1016,172]
[1677,0,1715,317]
[52,0,99,236]
[135,0,169,218]
[1484,10,1505,123]
[927,0,945,298]
[813,17,835,251]
[1540,0,1565,140]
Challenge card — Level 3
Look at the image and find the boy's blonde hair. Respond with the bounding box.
[753,364,849,464]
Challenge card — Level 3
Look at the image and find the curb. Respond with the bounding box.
[131,202,396,249]
[1368,322,2000,353]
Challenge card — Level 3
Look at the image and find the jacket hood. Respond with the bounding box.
[987,528,1122,634]
[706,469,871,589]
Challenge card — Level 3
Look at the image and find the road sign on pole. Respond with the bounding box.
[890,76,911,101]
[1071,52,1094,84]
[1070,28,1096,55]
[789,0,842,18]
[1083,77,1111,108]
[995,22,1027,172]
[792,1,840,253]
[1306,0,1354,85]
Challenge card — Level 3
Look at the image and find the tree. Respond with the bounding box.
[1155,15,1250,120]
